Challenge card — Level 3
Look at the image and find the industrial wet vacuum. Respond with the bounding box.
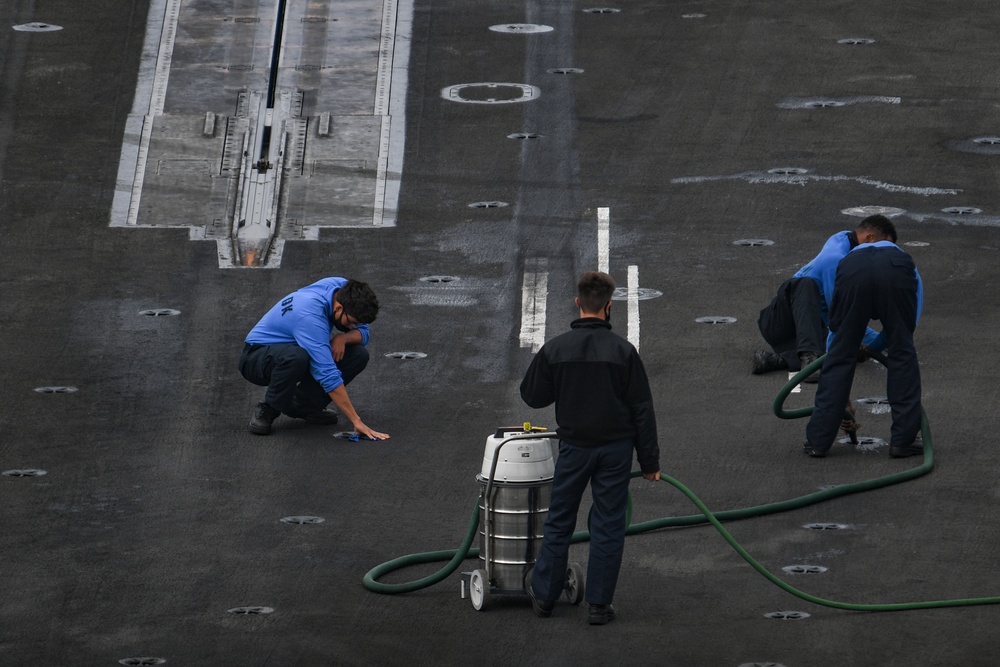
[460,425,584,611]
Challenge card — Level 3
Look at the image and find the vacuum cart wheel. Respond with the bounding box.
[469,569,489,611]
[564,563,585,605]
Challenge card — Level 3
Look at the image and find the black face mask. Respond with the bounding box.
[334,309,351,333]
[604,304,612,325]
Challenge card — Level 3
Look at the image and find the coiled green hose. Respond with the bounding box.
[364,355,1000,610]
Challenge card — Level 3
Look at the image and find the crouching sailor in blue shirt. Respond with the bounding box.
[239,277,389,440]
[754,214,896,381]
[803,219,923,459]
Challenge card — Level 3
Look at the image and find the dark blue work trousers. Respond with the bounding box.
[758,277,826,370]
[806,247,921,451]
[239,342,369,414]
[531,438,634,606]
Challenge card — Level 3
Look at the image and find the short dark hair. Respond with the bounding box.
[857,214,897,243]
[577,271,616,313]
[337,279,379,323]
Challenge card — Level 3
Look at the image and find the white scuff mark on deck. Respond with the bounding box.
[671,171,960,196]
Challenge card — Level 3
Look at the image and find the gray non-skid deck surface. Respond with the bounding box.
[2,1,1000,665]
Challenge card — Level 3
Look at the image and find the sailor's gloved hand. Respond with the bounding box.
[840,401,859,443]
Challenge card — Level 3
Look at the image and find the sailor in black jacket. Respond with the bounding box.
[520,271,660,625]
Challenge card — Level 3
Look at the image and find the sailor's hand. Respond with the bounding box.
[331,335,348,362]
[354,421,390,441]
[840,401,859,437]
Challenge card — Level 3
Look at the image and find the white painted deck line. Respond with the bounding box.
[598,206,610,274]
[373,0,409,227]
[381,0,413,229]
[520,259,548,353]
[627,264,640,350]
[111,0,180,228]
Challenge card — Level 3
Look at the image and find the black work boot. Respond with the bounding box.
[526,580,554,618]
[752,350,788,374]
[798,351,820,383]
[287,397,339,425]
[248,402,281,435]
[588,604,616,625]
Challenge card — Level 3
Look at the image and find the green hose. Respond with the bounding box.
[663,468,1000,611]
[364,355,1000,610]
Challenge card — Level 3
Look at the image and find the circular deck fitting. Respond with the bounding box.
[118,659,166,666]
[227,606,274,615]
[856,396,889,405]
[857,396,891,414]
[612,287,663,301]
[489,23,553,34]
[138,308,181,317]
[803,522,849,531]
[804,100,846,108]
[33,386,78,394]
[764,611,811,620]
[942,206,981,215]
[441,83,540,105]
[944,136,1000,155]
[546,67,584,75]
[695,316,737,324]
[904,241,930,247]
[840,435,886,451]
[768,167,809,175]
[13,22,63,32]
[419,275,460,284]
[468,201,509,209]
[841,206,906,218]
[280,515,325,525]
[781,564,828,575]
[507,132,544,140]
[384,351,428,360]
[582,8,622,14]
[838,37,875,45]
[733,239,774,247]
[3,468,48,477]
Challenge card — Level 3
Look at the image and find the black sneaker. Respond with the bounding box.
[752,350,788,374]
[248,402,281,435]
[588,604,616,625]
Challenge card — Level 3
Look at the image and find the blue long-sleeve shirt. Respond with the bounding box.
[794,230,882,349]
[244,277,371,393]
[825,240,924,352]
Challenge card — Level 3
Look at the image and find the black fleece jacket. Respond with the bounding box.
[520,318,660,474]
